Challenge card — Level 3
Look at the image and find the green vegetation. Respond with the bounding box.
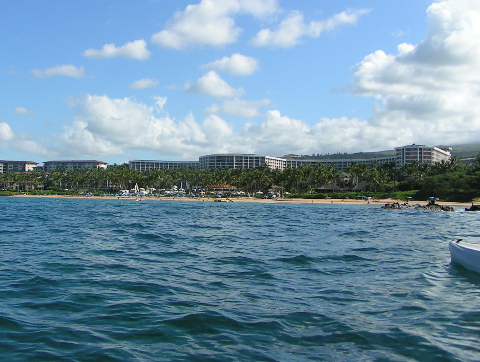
[297,142,480,160]
[1,155,480,202]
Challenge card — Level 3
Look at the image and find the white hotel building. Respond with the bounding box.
[0,145,453,175]
[43,160,108,172]
[395,144,451,168]
[128,145,452,172]
[129,160,199,172]
[199,154,286,170]
[285,156,398,172]
[0,160,38,173]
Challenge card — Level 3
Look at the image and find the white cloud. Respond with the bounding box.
[12,136,52,157]
[201,53,259,76]
[0,122,14,142]
[153,96,167,111]
[151,0,279,49]
[206,98,271,117]
[31,64,85,78]
[237,110,415,156]
[83,39,150,60]
[251,8,370,48]
[60,95,367,159]
[14,107,35,115]
[58,120,124,157]
[349,0,480,146]
[57,94,238,159]
[54,94,432,160]
[0,122,52,156]
[130,78,159,89]
[185,71,244,98]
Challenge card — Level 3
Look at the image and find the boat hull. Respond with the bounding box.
[449,240,480,274]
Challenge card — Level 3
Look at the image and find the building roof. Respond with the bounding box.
[130,160,198,163]
[43,160,108,164]
[0,160,38,164]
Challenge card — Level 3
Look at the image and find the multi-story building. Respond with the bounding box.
[130,145,450,173]
[395,144,451,168]
[43,160,108,172]
[0,160,38,173]
[129,160,199,172]
[285,156,396,171]
[199,154,286,170]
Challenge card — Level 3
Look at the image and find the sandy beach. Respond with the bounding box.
[9,194,471,207]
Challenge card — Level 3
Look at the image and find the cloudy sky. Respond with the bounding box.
[1,0,478,164]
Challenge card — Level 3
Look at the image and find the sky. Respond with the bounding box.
[1,0,479,165]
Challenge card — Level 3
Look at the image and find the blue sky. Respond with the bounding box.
[1,0,478,165]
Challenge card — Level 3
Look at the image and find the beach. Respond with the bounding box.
[9,193,470,207]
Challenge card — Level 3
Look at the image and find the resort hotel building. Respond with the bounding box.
[1,144,453,175]
[284,155,398,172]
[0,160,38,173]
[128,160,200,172]
[42,160,108,172]
[395,144,452,168]
[128,145,452,172]
[199,154,286,170]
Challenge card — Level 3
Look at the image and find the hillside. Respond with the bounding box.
[293,143,480,160]
[440,143,480,158]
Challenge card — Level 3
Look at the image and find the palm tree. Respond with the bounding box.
[367,162,388,192]
[381,162,399,191]
[346,163,369,191]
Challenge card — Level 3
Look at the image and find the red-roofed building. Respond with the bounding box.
[0,160,38,173]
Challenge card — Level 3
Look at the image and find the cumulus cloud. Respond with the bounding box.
[201,53,259,76]
[130,78,159,89]
[58,120,124,157]
[0,122,14,142]
[185,71,244,98]
[14,107,35,115]
[206,98,271,117]
[151,0,279,49]
[251,8,370,48]
[349,0,480,146]
[31,64,85,78]
[57,94,385,159]
[83,39,150,60]
[56,94,239,159]
[0,122,51,156]
[58,94,359,159]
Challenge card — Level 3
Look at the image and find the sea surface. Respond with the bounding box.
[1,197,480,361]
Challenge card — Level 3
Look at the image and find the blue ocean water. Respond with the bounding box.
[1,197,480,361]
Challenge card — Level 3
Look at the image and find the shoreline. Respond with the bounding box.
[8,194,471,207]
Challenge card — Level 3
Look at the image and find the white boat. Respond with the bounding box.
[449,239,480,274]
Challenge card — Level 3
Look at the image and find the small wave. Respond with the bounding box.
[0,314,24,331]
[275,255,318,265]
[132,232,164,241]
[164,311,246,334]
[339,230,371,237]
[13,275,60,288]
[319,254,372,263]
[351,247,380,253]
[188,224,223,230]
[20,300,86,313]
[400,305,427,313]
[221,256,265,266]
[222,270,275,281]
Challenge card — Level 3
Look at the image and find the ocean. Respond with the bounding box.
[1,197,479,361]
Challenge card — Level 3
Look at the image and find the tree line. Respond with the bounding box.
[1,155,480,201]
